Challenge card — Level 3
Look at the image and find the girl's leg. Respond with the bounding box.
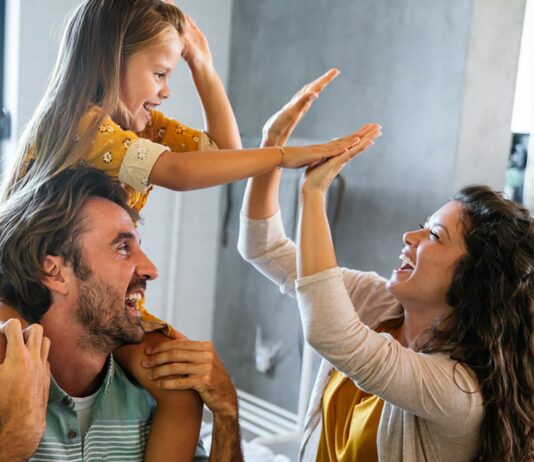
[114,331,203,462]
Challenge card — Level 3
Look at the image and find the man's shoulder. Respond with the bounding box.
[104,358,156,417]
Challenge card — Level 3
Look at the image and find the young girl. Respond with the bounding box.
[0,0,363,459]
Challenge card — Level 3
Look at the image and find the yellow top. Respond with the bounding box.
[316,327,399,462]
[316,369,384,462]
[20,107,216,214]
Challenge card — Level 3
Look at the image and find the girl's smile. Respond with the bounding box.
[119,27,183,132]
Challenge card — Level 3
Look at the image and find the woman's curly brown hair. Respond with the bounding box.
[421,185,534,461]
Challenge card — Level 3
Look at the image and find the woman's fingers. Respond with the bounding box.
[291,69,339,110]
[309,68,340,94]
[301,127,381,193]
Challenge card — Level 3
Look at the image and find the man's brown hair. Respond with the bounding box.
[0,167,138,323]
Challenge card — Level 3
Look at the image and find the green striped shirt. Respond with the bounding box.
[30,355,207,461]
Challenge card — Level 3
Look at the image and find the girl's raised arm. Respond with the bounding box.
[181,16,242,150]
[148,133,361,192]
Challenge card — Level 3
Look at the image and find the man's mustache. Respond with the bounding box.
[127,278,147,293]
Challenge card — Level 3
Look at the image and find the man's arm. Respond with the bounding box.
[209,413,242,462]
[142,340,244,462]
[0,320,50,462]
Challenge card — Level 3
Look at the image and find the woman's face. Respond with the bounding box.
[386,200,467,310]
[119,28,183,132]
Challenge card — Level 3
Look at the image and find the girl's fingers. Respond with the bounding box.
[320,135,376,172]
[353,123,381,139]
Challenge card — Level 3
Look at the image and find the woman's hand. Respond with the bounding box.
[181,16,213,71]
[262,69,340,147]
[300,123,381,194]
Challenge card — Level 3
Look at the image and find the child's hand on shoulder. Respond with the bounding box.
[181,16,213,71]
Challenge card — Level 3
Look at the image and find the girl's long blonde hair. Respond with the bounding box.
[0,0,185,201]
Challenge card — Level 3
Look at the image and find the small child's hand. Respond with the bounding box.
[181,16,213,70]
[262,68,340,147]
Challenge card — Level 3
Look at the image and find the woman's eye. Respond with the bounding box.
[155,72,165,79]
[429,230,440,241]
[419,224,440,241]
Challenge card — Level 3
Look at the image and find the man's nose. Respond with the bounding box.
[137,251,158,281]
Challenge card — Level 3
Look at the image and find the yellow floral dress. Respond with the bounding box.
[21,106,217,334]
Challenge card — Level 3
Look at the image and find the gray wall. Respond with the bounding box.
[213,0,525,412]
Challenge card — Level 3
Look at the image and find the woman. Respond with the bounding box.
[238,134,534,461]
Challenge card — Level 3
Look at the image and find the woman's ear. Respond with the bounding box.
[40,255,70,296]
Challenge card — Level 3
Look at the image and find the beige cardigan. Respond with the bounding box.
[238,211,483,462]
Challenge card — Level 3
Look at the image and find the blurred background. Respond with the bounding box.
[1,0,532,459]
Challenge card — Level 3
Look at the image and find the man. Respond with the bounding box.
[0,168,242,461]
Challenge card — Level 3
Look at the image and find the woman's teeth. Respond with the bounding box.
[398,254,416,269]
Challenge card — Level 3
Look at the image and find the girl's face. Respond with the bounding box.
[386,200,467,310]
[120,28,183,132]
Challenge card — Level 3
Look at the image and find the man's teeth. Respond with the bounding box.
[126,292,142,307]
[399,254,416,268]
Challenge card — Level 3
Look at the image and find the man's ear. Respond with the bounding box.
[41,255,71,296]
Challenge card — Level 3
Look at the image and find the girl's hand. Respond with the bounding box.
[281,123,379,169]
[181,16,213,70]
[262,69,340,147]
[300,124,382,194]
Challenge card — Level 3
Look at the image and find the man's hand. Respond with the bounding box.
[143,339,237,418]
[143,339,243,461]
[0,320,51,462]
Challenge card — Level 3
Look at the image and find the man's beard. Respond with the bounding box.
[74,273,145,353]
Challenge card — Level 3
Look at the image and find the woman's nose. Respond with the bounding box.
[403,228,422,247]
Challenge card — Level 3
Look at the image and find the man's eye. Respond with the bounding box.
[117,244,130,254]
[155,72,165,79]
